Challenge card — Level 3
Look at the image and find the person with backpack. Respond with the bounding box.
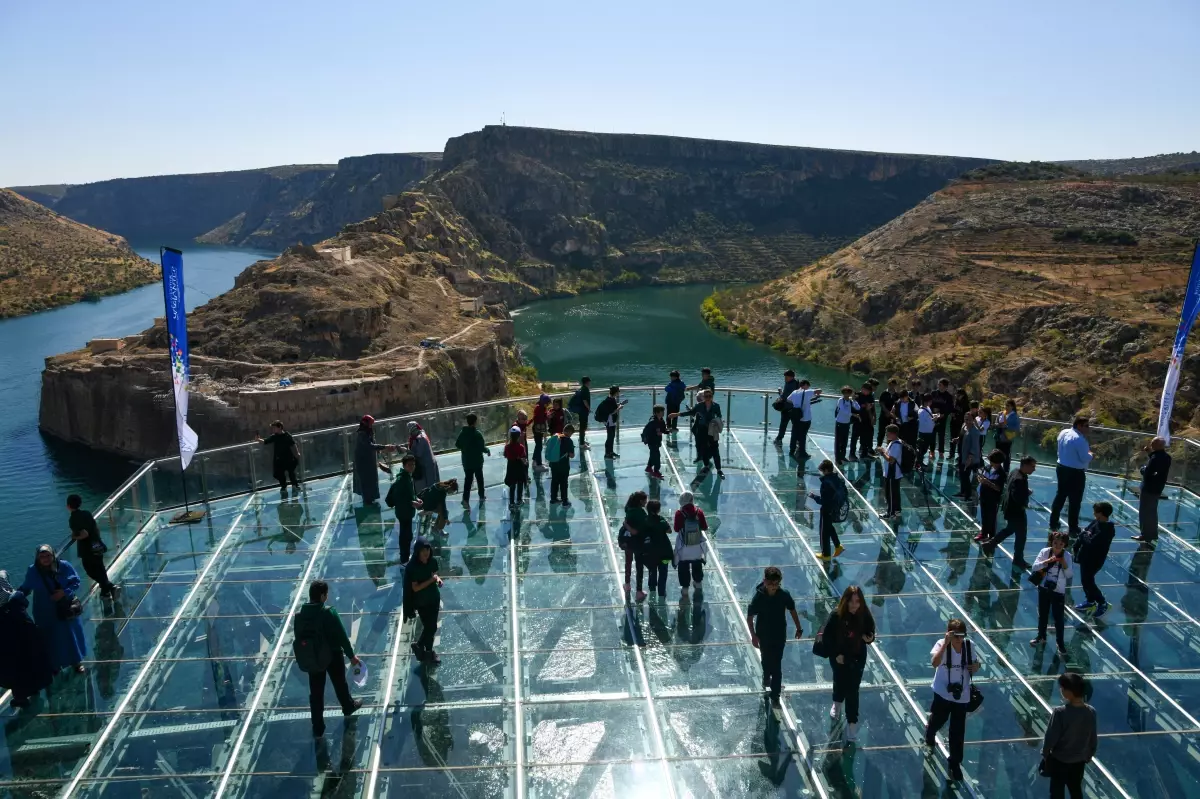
[673,491,708,597]
[925,618,980,782]
[256,420,301,498]
[877,425,904,519]
[670,390,725,478]
[595,386,627,460]
[665,370,687,434]
[641,499,674,599]
[1031,532,1074,656]
[832,386,861,466]
[567,377,592,453]
[786,380,822,461]
[982,456,1036,568]
[404,541,443,663]
[621,491,649,598]
[774,369,801,446]
[295,579,362,737]
[974,450,1007,544]
[643,404,668,480]
[1074,502,1116,618]
[531,394,551,472]
[809,460,847,559]
[503,427,528,507]
[385,455,423,563]
[454,413,491,506]
[747,566,803,709]
[817,585,876,742]
[546,424,575,507]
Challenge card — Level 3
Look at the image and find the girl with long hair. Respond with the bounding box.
[819,585,876,741]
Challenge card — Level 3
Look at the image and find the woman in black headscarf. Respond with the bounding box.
[0,569,55,707]
[353,415,395,505]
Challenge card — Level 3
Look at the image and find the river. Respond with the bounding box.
[0,274,852,569]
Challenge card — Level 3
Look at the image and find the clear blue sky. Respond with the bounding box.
[2,0,1197,185]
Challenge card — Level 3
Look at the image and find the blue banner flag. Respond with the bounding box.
[1158,243,1200,443]
[160,247,199,468]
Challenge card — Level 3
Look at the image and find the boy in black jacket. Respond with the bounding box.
[747,566,803,709]
[641,500,674,598]
[1074,502,1116,617]
[643,405,668,480]
[982,456,1035,569]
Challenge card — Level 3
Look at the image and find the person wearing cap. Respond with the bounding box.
[531,394,552,472]
[407,422,440,498]
[353,415,395,506]
[19,545,88,675]
[0,570,55,707]
[774,369,800,446]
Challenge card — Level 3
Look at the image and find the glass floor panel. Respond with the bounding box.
[7,431,1200,796]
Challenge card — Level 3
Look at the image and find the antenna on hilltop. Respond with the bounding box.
[501,112,506,127]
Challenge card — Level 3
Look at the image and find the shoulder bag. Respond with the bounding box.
[965,640,984,712]
[41,572,83,621]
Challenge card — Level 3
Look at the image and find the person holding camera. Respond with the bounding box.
[833,386,861,465]
[1042,671,1097,799]
[925,618,980,782]
[877,424,904,519]
[1031,532,1074,656]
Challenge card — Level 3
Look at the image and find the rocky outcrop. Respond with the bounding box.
[714,172,1200,430]
[0,189,160,318]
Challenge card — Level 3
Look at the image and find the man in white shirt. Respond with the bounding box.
[925,618,980,782]
[787,380,822,461]
[916,396,939,466]
[877,424,904,519]
[833,385,861,465]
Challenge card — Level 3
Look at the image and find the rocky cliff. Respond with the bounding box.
[39,193,519,459]
[711,166,1200,429]
[0,189,160,318]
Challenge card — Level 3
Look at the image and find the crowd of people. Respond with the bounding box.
[3,366,1174,798]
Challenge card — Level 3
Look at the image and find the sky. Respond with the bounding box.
[1,0,1197,186]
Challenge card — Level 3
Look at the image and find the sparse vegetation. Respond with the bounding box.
[1053,228,1138,246]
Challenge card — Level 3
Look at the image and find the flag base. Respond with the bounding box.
[170,509,207,525]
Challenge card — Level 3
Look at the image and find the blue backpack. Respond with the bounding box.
[567,390,585,415]
[545,435,562,464]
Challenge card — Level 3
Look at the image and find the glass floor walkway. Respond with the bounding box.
[3,426,1200,798]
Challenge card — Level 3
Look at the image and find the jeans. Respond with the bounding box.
[776,410,791,442]
[991,513,1028,561]
[980,494,999,540]
[604,425,617,458]
[934,415,949,455]
[760,640,784,699]
[1139,491,1160,540]
[550,461,570,502]
[1050,465,1086,535]
[1080,560,1105,605]
[834,422,851,462]
[398,516,414,564]
[309,655,355,734]
[1037,587,1066,648]
[925,694,967,767]
[677,560,703,588]
[532,431,545,465]
[79,554,115,595]
[831,662,864,723]
[647,445,661,473]
[462,466,485,502]
[1048,757,1086,799]
[647,560,669,595]
[884,476,902,516]
[790,415,811,457]
[416,602,439,651]
[819,510,841,557]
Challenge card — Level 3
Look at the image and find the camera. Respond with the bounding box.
[948,683,963,700]
[1043,578,1058,592]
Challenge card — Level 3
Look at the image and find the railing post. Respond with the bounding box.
[198,456,210,501]
[725,390,732,425]
[248,447,258,492]
[297,439,306,485]
[343,431,352,474]
[763,394,769,428]
[652,388,658,407]
[147,465,158,511]
[106,507,120,552]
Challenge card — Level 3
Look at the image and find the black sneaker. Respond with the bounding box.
[770,696,782,709]
[344,699,363,717]
[949,764,963,781]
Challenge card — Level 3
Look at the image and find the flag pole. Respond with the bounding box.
[160,246,205,524]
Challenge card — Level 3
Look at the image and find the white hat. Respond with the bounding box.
[510,425,521,434]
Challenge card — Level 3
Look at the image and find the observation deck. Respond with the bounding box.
[3,387,1200,798]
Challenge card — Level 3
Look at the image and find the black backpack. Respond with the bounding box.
[292,609,334,673]
[595,396,617,423]
[641,418,659,445]
[831,475,850,523]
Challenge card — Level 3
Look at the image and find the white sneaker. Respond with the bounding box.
[830,702,842,720]
[846,722,858,741]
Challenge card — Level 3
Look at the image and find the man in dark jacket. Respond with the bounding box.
[385,456,422,563]
[850,381,876,460]
[67,494,117,598]
[454,414,491,505]
[774,369,800,446]
[809,460,845,559]
[665,371,687,433]
[298,579,362,737]
[930,379,955,459]
[257,420,301,497]
[747,566,803,709]
[982,456,1035,569]
[1133,437,1171,543]
[1074,502,1116,617]
[876,379,898,447]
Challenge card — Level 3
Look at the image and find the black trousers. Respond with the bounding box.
[550,461,570,502]
[996,438,1012,471]
[398,516,414,564]
[416,603,439,651]
[980,494,999,540]
[925,694,967,767]
[776,410,791,442]
[647,444,661,472]
[831,662,864,723]
[760,640,784,699]
[933,415,949,455]
[789,415,810,457]
[80,554,115,595]
[309,656,354,734]
[834,422,851,462]
[1138,491,1160,541]
[991,513,1028,561]
[1050,465,1086,535]
[1048,757,1086,799]
[1037,588,1066,648]
[677,560,703,587]
[274,462,299,492]
[697,434,722,471]
[462,466,485,502]
[605,425,617,458]
[532,431,545,465]
[577,416,588,449]
[819,510,841,557]
[917,432,935,463]
[667,400,681,431]
[1080,560,1105,605]
[850,418,872,457]
[958,462,975,498]
[884,476,902,516]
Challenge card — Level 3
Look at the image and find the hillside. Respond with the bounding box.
[710,170,1200,430]
[0,188,159,318]
[1061,152,1200,177]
